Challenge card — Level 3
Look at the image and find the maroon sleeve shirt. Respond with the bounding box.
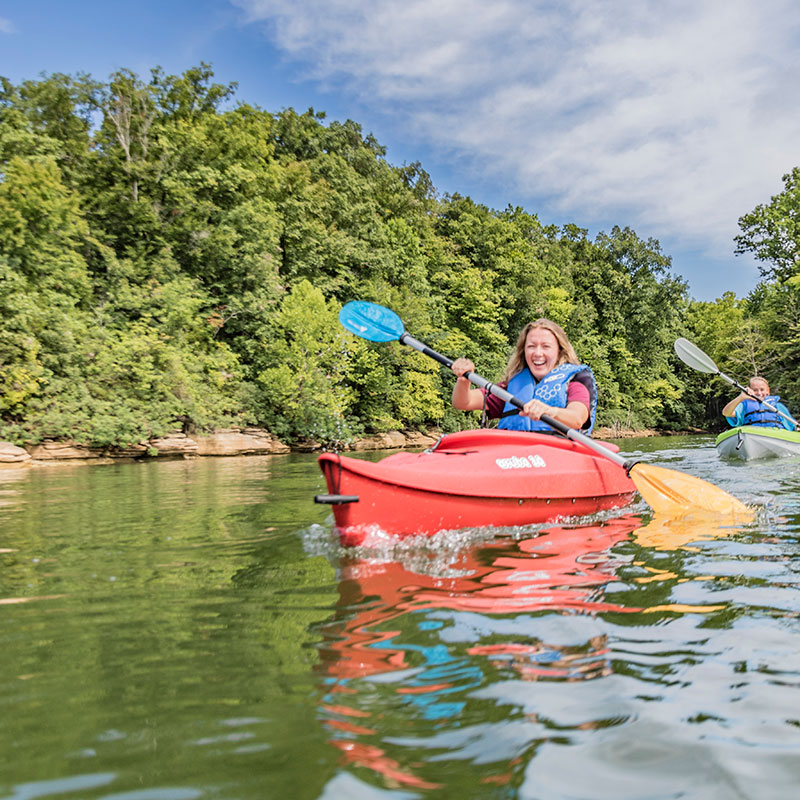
[483,370,592,420]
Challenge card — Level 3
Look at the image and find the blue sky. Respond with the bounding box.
[2,0,799,302]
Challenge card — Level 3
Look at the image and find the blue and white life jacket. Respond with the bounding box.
[740,396,783,427]
[499,363,597,434]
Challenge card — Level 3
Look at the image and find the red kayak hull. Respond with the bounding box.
[317,429,636,545]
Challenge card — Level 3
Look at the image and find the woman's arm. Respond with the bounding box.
[721,392,748,418]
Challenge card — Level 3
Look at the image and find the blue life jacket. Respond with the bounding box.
[740,396,783,427]
[499,363,597,434]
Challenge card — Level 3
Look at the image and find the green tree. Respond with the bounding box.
[0,155,92,435]
[742,281,800,410]
[255,281,358,444]
[735,167,800,282]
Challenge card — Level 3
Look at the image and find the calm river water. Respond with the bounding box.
[1,435,800,799]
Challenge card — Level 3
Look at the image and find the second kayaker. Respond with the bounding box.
[721,376,795,430]
[450,318,596,434]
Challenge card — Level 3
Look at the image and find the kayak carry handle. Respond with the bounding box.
[314,494,360,505]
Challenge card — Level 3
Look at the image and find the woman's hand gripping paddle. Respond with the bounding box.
[340,301,752,518]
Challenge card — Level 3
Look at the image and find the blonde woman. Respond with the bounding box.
[451,319,596,434]
[722,376,794,430]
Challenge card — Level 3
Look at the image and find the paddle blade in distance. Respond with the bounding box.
[673,338,719,374]
[629,462,753,519]
[339,301,405,342]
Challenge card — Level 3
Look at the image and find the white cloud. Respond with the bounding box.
[234,0,800,262]
[0,17,16,34]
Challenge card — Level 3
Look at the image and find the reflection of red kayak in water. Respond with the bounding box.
[316,516,642,787]
[321,515,641,681]
[467,638,612,681]
[316,429,637,546]
[315,514,739,790]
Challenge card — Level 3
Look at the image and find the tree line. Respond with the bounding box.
[1,64,798,447]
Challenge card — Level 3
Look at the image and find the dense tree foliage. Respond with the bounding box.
[735,168,800,283]
[0,65,796,446]
[688,172,800,427]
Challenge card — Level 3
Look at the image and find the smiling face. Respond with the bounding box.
[749,377,770,399]
[524,326,561,380]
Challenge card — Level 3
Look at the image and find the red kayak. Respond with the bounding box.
[316,429,637,545]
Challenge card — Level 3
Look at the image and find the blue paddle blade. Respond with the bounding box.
[339,301,405,342]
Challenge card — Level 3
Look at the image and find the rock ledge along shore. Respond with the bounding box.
[0,428,439,467]
[0,426,663,468]
[0,429,288,467]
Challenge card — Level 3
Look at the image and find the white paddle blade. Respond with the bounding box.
[673,338,719,374]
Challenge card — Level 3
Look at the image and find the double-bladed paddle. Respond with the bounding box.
[339,301,752,517]
[674,337,799,430]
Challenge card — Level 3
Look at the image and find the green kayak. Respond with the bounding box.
[716,426,800,461]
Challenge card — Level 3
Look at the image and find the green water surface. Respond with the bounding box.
[1,438,799,799]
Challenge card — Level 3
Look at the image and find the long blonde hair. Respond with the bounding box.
[502,319,579,383]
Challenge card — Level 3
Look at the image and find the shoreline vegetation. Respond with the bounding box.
[2,65,795,454]
[0,425,692,468]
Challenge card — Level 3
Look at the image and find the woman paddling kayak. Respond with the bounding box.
[450,318,596,434]
[721,376,795,431]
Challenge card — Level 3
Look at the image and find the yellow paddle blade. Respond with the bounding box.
[629,462,754,519]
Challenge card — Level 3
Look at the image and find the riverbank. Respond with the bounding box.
[0,424,671,468]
